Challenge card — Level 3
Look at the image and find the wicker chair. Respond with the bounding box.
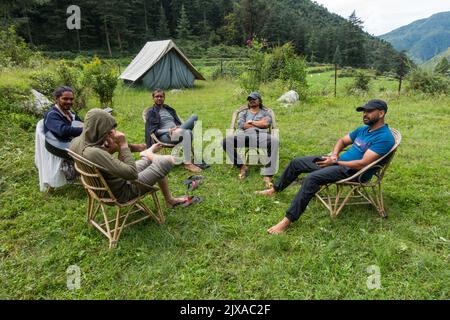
[228,105,278,166]
[67,149,164,249]
[315,128,402,218]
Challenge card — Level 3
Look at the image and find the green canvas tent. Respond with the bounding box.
[119,40,205,89]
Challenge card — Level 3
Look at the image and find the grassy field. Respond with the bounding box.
[0,73,449,299]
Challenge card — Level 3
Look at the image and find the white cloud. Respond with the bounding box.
[312,0,450,35]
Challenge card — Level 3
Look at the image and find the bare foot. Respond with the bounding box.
[166,197,188,208]
[184,163,202,173]
[267,218,291,234]
[140,143,163,160]
[263,176,273,188]
[255,187,276,196]
[239,165,249,180]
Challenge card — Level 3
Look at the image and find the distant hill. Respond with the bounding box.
[421,47,450,71]
[379,11,450,63]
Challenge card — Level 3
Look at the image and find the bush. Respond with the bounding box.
[238,42,308,97]
[30,61,89,112]
[279,56,308,100]
[239,71,260,92]
[406,69,449,95]
[0,26,36,68]
[56,61,89,111]
[30,69,59,98]
[346,71,371,95]
[83,57,119,107]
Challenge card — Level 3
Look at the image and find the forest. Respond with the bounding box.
[1,0,402,72]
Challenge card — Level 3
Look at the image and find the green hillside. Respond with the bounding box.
[379,11,450,63]
[421,47,450,71]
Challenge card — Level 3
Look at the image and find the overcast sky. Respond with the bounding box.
[312,0,450,36]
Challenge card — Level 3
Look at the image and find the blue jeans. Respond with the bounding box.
[157,114,198,144]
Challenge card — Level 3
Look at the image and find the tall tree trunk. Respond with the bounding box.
[76,28,81,52]
[25,14,33,46]
[143,0,149,32]
[104,17,112,57]
[398,77,403,96]
[116,30,122,52]
[334,64,338,97]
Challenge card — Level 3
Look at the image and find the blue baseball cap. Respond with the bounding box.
[356,99,388,113]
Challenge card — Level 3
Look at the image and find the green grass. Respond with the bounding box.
[0,75,449,299]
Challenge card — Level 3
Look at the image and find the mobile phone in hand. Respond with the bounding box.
[313,157,326,163]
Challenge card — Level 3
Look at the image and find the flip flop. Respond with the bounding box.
[172,196,203,208]
[182,176,206,192]
[194,161,211,170]
[185,180,201,192]
[186,175,205,181]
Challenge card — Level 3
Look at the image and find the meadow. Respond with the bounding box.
[0,67,449,299]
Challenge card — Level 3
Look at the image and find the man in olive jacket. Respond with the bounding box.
[70,109,186,207]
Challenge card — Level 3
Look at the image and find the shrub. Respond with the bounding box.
[0,26,35,68]
[279,56,308,100]
[406,69,449,95]
[239,71,260,92]
[238,42,308,97]
[265,43,297,81]
[346,71,371,94]
[83,57,119,107]
[56,61,89,111]
[30,70,59,98]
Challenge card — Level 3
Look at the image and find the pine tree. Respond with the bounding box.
[157,4,170,39]
[176,5,192,39]
[343,11,366,67]
[396,51,411,95]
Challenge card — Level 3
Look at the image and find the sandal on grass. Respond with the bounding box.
[182,176,206,192]
[172,196,203,208]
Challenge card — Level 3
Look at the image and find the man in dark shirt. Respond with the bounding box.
[144,89,201,173]
[43,86,83,158]
[257,99,395,234]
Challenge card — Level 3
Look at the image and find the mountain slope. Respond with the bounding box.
[421,47,450,70]
[379,11,450,63]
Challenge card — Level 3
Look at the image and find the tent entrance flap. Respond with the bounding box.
[141,51,195,89]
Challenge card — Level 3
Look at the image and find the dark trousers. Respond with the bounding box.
[222,132,278,176]
[274,156,355,222]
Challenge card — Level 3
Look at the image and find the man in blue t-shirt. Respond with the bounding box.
[257,99,395,234]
